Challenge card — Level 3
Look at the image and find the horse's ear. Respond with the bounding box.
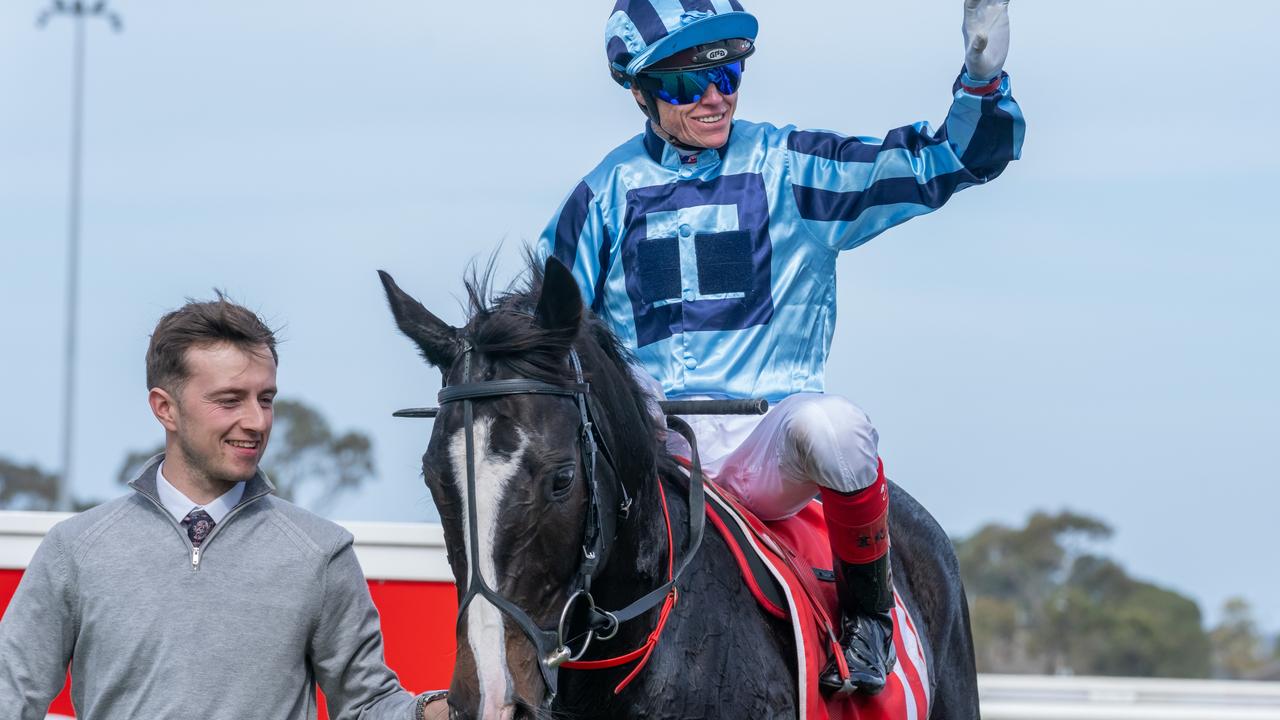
[378,270,461,369]
[534,257,583,336]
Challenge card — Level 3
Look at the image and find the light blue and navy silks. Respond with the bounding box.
[536,73,1025,403]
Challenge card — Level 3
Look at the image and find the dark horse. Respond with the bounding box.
[380,259,980,720]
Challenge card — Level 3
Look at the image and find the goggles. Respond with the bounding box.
[636,61,744,105]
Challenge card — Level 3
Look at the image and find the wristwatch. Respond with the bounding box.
[415,690,449,720]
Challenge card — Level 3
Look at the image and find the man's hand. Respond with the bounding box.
[963,0,1011,82]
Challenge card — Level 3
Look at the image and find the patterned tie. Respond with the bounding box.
[183,509,215,548]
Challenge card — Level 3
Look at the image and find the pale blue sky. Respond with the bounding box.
[2,1,1277,630]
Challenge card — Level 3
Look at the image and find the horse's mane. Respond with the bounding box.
[459,255,665,446]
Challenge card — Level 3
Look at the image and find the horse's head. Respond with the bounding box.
[380,259,660,719]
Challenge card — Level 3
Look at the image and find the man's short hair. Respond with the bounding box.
[146,291,279,393]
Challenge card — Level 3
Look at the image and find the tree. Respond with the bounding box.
[1050,555,1210,677]
[956,510,1114,672]
[115,398,375,514]
[0,458,100,511]
[956,510,1212,677]
[258,399,375,513]
[968,595,1023,672]
[1210,597,1272,679]
[957,511,1112,607]
[0,458,58,510]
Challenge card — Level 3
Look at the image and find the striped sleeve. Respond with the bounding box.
[535,180,612,312]
[786,72,1025,252]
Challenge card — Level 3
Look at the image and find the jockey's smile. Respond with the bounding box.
[632,81,738,150]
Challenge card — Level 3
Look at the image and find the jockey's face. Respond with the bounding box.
[152,342,276,492]
[633,81,737,150]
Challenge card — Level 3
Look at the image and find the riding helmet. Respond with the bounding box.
[606,0,759,88]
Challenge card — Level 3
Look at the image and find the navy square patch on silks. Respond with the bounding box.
[621,173,775,347]
[636,236,681,303]
[695,230,752,295]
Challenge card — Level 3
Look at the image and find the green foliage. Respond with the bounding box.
[114,398,375,514]
[956,510,1212,677]
[1049,556,1210,677]
[1210,596,1277,679]
[258,399,375,513]
[0,459,99,511]
[968,595,1023,671]
[0,458,58,510]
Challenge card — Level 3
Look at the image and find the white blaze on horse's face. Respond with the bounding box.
[449,416,529,719]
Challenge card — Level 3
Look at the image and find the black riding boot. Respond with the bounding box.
[819,553,896,696]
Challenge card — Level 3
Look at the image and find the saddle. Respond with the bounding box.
[698,474,932,720]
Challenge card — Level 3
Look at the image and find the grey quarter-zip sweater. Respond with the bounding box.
[0,455,419,720]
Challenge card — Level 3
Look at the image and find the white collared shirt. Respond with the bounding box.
[156,461,246,525]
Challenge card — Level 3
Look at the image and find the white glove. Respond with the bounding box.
[963,0,1010,82]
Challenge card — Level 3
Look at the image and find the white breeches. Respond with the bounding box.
[670,393,880,521]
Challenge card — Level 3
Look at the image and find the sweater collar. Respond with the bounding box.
[155,461,245,524]
[129,452,274,513]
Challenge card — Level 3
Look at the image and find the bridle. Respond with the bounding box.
[394,341,708,700]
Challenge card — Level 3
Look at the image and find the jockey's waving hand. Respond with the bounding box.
[965,0,1012,82]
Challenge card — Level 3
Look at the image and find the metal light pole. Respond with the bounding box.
[37,1,122,511]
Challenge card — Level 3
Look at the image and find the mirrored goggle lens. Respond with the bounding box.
[647,62,743,105]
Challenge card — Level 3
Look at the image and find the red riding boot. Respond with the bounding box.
[817,465,896,696]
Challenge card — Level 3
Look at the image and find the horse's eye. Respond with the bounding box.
[549,467,576,499]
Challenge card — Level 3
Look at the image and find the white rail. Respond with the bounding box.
[0,510,453,582]
[980,674,1280,720]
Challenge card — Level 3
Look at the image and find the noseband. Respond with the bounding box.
[395,342,708,700]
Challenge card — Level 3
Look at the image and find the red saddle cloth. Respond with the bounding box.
[702,478,931,720]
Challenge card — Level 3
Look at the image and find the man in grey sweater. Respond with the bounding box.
[0,294,447,720]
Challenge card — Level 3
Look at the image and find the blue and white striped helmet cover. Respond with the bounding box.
[606,0,759,87]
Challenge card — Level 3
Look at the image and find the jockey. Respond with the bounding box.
[536,0,1022,697]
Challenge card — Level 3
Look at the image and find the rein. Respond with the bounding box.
[395,342,709,701]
